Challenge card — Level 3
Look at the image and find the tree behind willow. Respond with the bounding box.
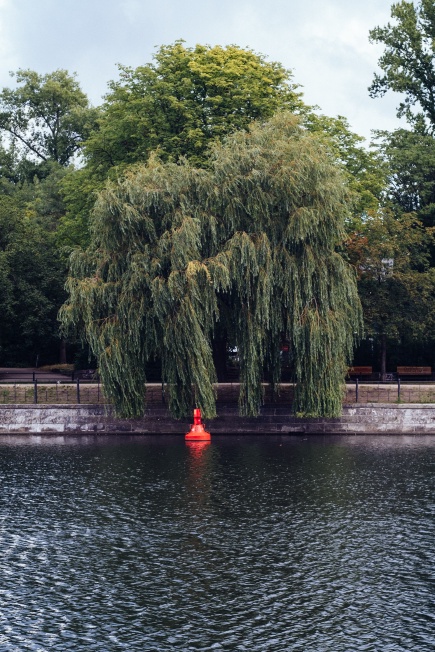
[60,113,362,419]
[85,42,304,174]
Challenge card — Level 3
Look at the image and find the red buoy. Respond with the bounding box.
[185,408,211,441]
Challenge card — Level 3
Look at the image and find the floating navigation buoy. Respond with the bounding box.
[185,408,211,441]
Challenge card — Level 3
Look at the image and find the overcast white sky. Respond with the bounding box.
[0,0,405,141]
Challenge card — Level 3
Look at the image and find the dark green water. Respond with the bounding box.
[0,434,434,651]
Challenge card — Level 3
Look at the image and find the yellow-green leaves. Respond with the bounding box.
[84,42,304,173]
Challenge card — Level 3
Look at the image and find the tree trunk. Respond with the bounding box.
[59,339,67,365]
[380,333,387,381]
[212,337,227,381]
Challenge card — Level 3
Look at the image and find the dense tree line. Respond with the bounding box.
[356,0,435,375]
[1,16,435,415]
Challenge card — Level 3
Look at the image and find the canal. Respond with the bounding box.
[0,434,433,651]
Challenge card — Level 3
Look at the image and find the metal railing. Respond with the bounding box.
[347,379,435,404]
[0,379,106,405]
[0,379,435,407]
[0,370,96,382]
[0,380,168,406]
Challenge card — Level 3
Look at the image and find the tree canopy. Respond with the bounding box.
[306,113,387,217]
[373,127,435,229]
[362,2,435,373]
[369,0,435,132]
[0,40,413,380]
[0,193,66,365]
[0,69,97,366]
[84,42,304,173]
[61,113,362,419]
[368,1,435,251]
[347,208,435,375]
[0,69,98,166]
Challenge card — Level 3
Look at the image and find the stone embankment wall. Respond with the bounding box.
[0,403,434,434]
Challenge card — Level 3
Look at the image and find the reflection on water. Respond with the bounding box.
[185,439,211,458]
[0,434,433,651]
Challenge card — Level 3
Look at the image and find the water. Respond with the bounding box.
[0,434,433,651]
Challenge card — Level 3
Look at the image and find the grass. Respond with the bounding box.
[38,364,75,374]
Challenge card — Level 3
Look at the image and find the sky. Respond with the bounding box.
[0,0,405,142]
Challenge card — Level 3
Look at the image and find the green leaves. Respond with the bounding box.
[369,1,435,130]
[61,113,362,419]
[0,194,66,366]
[84,42,304,173]
[0,69,98,165]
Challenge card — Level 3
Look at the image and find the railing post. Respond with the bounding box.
[355,378,359,403]
[32,371,35,382]
[398,377,401,402]
[34,379,38,404]
[76,378,80,404]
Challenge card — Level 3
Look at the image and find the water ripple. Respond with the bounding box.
[0,434,433,650]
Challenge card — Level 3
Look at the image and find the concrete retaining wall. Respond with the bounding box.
[0,403,434,434]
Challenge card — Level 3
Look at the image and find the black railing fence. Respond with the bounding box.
[0,370,96,383]
[0,379,106,406]
[347,379,435,404]
[0,379,434,407]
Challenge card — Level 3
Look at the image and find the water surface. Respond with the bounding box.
[0,434,434,651]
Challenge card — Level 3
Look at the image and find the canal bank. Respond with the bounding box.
[0,403,435,434]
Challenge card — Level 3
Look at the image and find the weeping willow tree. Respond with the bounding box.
[60,113,362,419]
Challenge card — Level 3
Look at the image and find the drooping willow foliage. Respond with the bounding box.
[60,113,362,418]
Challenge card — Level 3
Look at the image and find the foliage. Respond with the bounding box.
[373,127,435,233]
[0,69,98,165]
[366,3,435,371]
[0,69,99,366]
[0,195,66,366]
[305,113,388,217]
[61,113,362,419]
[56,167,103,251]
[84,42,304,173]
[358,267,435,341]
[347,209,435,371]
[369,0,435,131]
[63,46,385,257]
[348,209,432,274]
